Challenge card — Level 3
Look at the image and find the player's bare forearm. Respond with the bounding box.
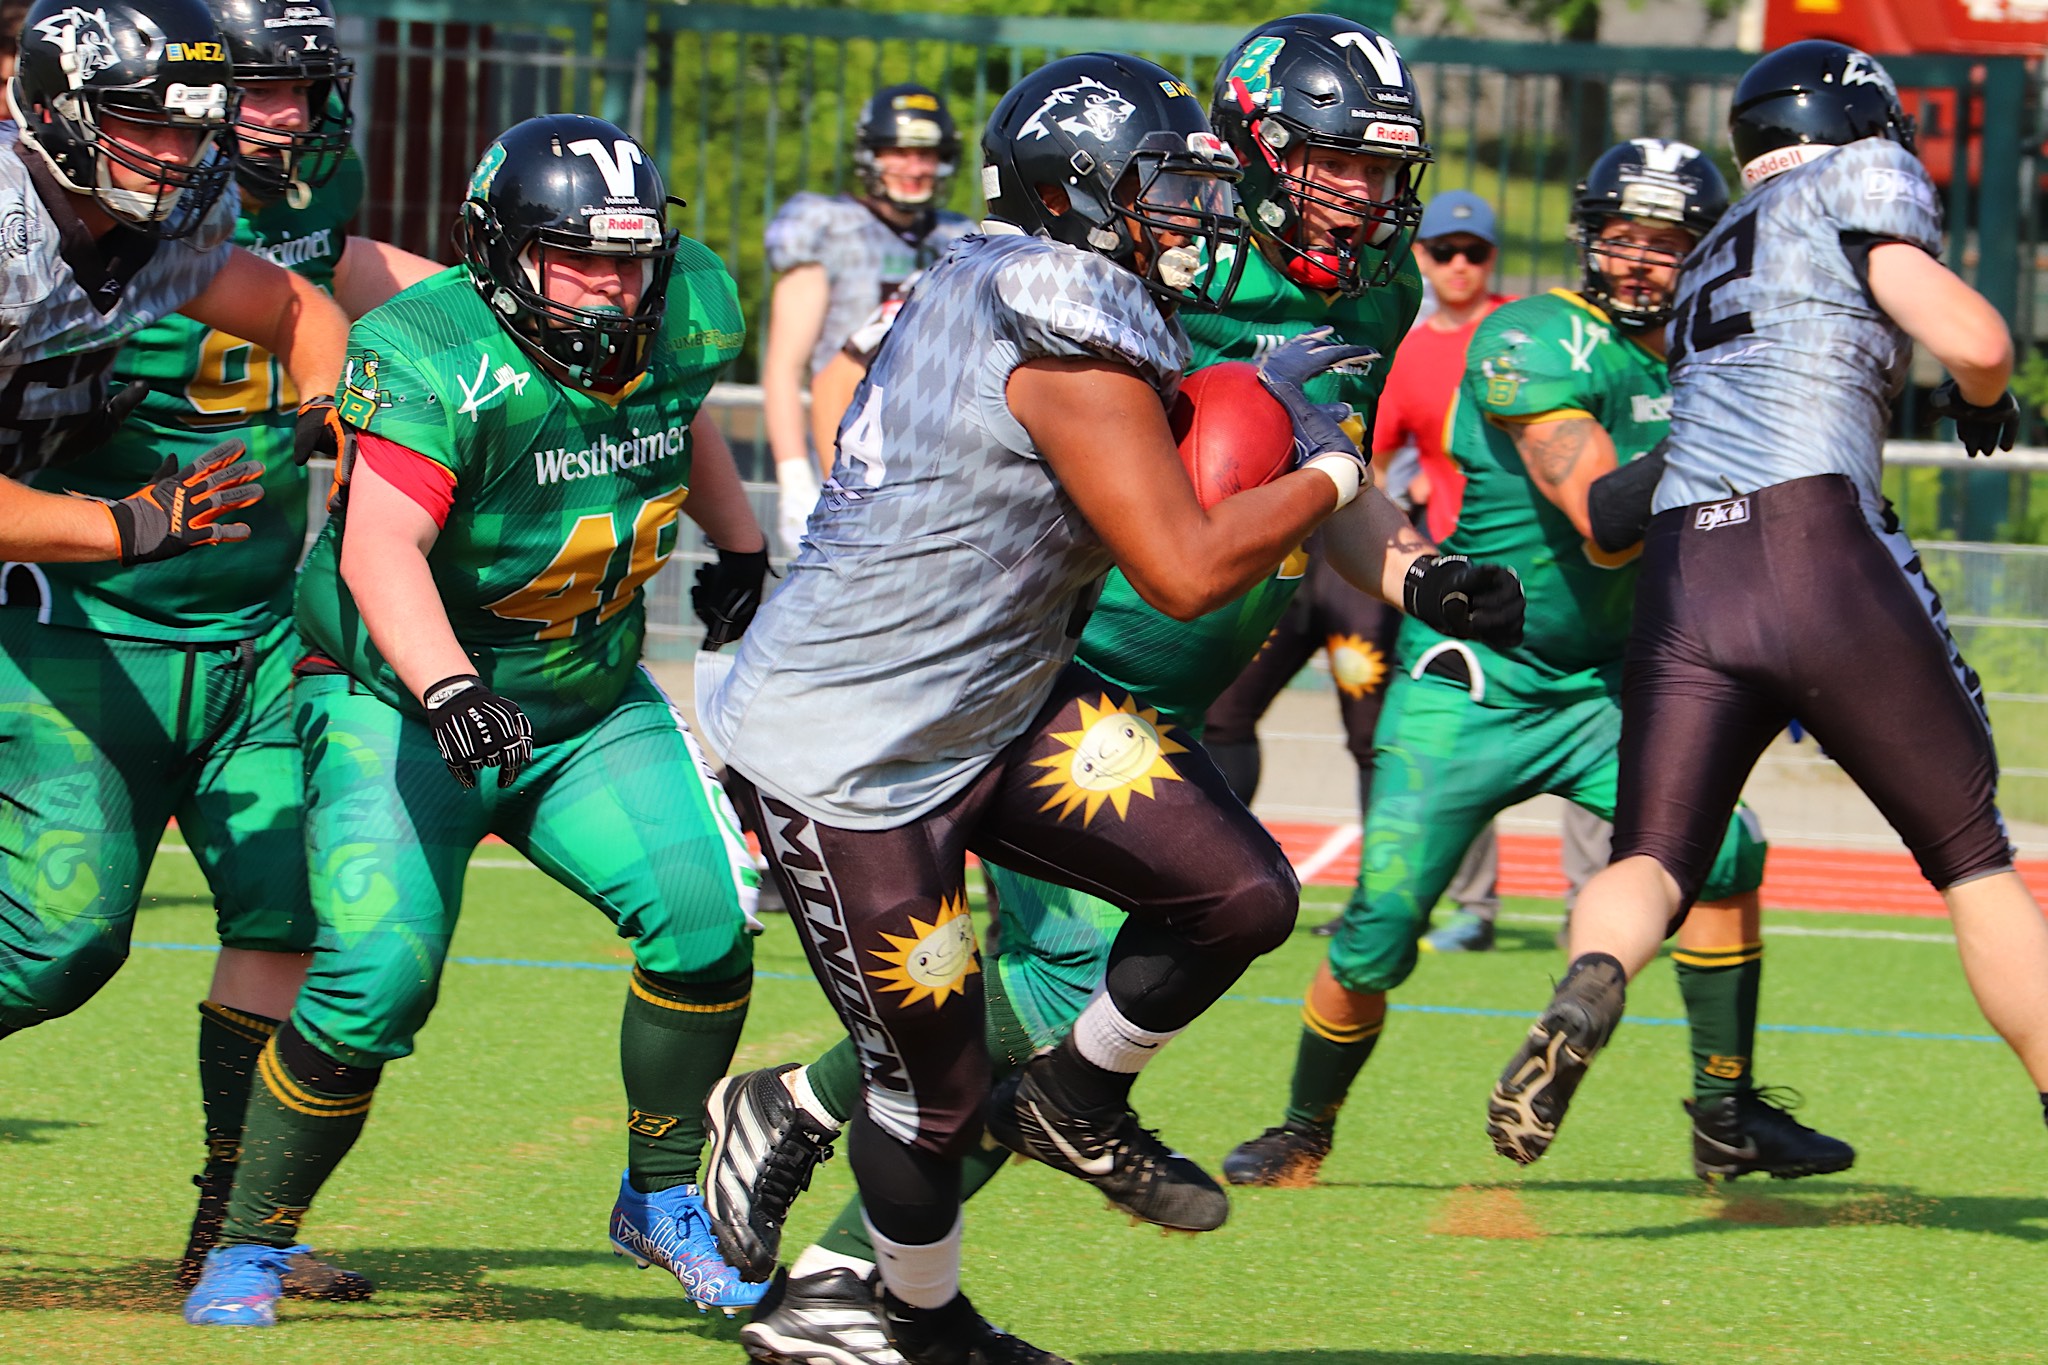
[808,350,868,480]
[763,266,828,471]
[334,237,444,320]
[183,248,350,405]
[1014,358,1340,622]
[682,415,765,553]
[1322,485,1438,605]
[1509,415,1617,541]
[0,476,121,562]
[338,460,472,702]
[1867,242,2013,404]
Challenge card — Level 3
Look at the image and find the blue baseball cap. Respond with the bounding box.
[1417,190,1497,245]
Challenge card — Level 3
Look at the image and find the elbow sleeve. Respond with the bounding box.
[1586,442,1667,554]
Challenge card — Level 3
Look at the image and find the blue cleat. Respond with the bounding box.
[1421,911,1495,953]
[181,1243,302,1327]
[609,1173,768,1316]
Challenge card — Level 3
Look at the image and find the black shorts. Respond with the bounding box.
[728,664,1299,1157]
[1613,474,2010,905]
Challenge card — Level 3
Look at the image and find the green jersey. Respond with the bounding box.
[1082,245,1423,729]
[35,156,366,643]
[1413,288,1671,703]
[296,249,745,743]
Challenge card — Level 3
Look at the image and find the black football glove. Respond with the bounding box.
[294,395,348,467]
[1928,378,2020,459]
[423,673,534,790]
[692,544,770,650]
[105,440,266,565]
[1256,327,1382,470]
[1403,554,1525,649]
[43,380,151,468]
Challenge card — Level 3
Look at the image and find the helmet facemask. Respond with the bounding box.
[1250,125,1426,295]
[1574,215,1697,330]
[1048,130,1250,312]
[231,64,355,207]
[13,77,236,233]
[459,199,682,390]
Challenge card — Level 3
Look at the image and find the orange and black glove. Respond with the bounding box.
[294,395,359,512]
[105,440,266,564]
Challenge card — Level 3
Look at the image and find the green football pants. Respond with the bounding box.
[1327,669,1767,995]
[979,863,1131,1063]
[290,668,756,1066]
[0,609,312,1032]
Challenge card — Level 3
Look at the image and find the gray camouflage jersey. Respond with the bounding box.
[0,125,236,476]
[764,191,972,378]
[1657,137,1942,512]
[702,230,1188,829]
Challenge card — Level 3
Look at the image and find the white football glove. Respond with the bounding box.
[775,457,821,560]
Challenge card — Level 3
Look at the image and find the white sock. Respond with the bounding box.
[786,1065,843,1133]
[790,1243,875,1280]
[863,1212,962,1311]
[1070,990,1182,1075]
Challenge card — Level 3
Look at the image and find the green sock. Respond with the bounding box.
[1674,942,1763,1104]
[1281,1010,1383,1132]
[197,1001,281,1171]
[220,1025,379,1248]
[621,967,751,1193]
[814,1138,1012,1263]
[805,1036,862,1126]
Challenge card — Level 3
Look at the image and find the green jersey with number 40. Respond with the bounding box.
[34,156,366,643]
[1411,288,1670,703]
[1079,243,1421,730]
[296,250,744,743]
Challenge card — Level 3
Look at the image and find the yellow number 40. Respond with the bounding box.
[484,485,688,639]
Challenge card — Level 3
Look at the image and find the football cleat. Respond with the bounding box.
[704,1064,841,1282]
[742,1266,903,1365]
[985,1058,1228,1232]
[882,1289,1071,1365]
[1221,1123,1333,1187]
[181,1243,299,1327]
[1421,912,1495,953]
[177,1166,373,1300]
[1686,1089,1856,1182]
[1310,916,1342,937]
[610,1174,769,1316]
[1486,955,1627,1165]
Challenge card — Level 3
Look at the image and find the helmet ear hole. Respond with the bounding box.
[1035,183,1071,215]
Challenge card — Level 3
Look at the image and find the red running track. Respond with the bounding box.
[1264,823,2048,918]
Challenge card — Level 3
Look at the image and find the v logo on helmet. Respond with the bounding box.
[34,7,120,88]
[568,137,644,201]
[1332,31,1406,89]
[1631,138,1702,174]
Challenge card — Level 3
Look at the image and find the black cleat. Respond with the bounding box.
[985,1059,1228,1232]
[742,1267,902,1365]
[883,1290,1070,1365]
[1221,1123,1333,1188]
[1686,1089,1856,1182]
[1487,955,1626,1165]
[1310,917,1342,937]
[177,1164,373,1301]
[704,1064,841,1282]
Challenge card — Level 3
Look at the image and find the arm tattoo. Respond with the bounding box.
[1519,418,1597,486]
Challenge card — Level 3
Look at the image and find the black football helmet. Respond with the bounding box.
[1571,138,1728,330]
[454,114,683,390]
[209,0,353,206]
[1211,14,1431,296]
[8,0,237,235]
[1730,40,1916,188]
[982,51,1247,311]
[854,83,959,212]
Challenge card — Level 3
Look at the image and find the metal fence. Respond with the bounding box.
[336,3,2040,369]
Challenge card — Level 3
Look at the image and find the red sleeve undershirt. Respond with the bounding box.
[355,431,457,528]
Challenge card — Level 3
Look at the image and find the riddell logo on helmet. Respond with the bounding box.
[1364,121,1418,146]
[1740,143,1831,187]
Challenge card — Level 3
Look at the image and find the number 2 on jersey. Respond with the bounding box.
[1669,214,1758,365]
[484,485,688,639]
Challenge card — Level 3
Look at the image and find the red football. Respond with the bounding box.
[1168,361,1296,509]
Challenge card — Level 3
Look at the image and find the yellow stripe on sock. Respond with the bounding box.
[200,1000,280,1044]
[1671,941,1764,969]
[1302,1000,1383,1047]
[256,1041,374,1120]
[629,969,751,1014]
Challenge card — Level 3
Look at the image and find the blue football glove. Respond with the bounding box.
[1257,329,1381,491]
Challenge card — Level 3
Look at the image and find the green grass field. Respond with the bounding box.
[3,847,2044,1364]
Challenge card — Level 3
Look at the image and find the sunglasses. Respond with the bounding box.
[1423,239,1494,266]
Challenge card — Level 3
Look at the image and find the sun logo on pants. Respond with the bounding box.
[868,892,980,1008]
[1326,634,1388,700]
[1030,693,1186,824]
